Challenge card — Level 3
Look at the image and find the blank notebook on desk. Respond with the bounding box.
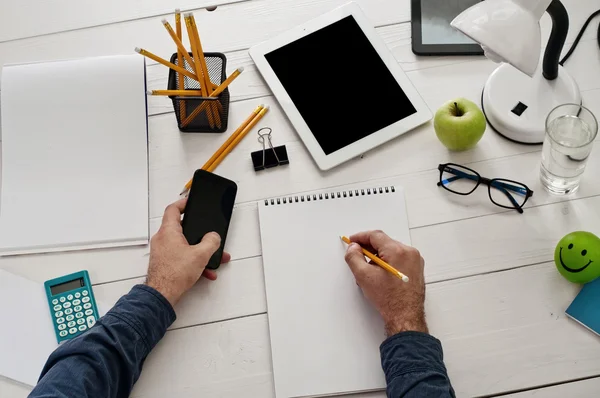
[258,179,411,398]
[0,55,149,255]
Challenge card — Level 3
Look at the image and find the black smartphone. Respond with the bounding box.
[182,170,238,270]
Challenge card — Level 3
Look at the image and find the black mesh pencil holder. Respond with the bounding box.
[167,52,230,133]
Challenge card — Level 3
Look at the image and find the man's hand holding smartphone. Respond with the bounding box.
[146,198,231,307]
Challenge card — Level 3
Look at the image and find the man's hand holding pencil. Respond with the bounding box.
[344,230,428,337]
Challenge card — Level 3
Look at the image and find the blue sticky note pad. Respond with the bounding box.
[566,277,600,336]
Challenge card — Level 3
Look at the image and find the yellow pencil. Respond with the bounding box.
[149,89,205,96]
[340,236,409,282]
[183,13,215,128]
[181,67,244,127]
[188,14,218,91]
[162,18,198,76]
[175,9,186,120]
[134,47,199,81]
[206,106,269,172]
[180,104,264,194]
[188,13,221,127]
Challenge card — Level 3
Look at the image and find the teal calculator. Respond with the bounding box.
[44,271,99,343]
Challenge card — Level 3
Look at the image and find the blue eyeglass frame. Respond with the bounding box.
[437,163,534,214]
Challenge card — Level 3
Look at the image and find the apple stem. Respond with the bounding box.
[454,102,463,117]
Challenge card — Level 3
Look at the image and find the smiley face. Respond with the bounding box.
[555,232,600,284]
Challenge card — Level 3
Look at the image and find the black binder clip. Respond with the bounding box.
[251,127,289,171]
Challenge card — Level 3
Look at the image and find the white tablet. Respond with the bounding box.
[250,2,432,170]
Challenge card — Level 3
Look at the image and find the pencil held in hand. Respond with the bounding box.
[340,236,409,282]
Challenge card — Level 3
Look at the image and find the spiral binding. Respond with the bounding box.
[264,186,396,206]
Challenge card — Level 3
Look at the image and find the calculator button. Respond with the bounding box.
[59,297,66,303]
[66,314,74,321]
[56,317,65,324]
[69,328,77,335]
[82,297,90,303]
[67,321,76,328]
[63,302,72,308]
[58,324,67,331]
[67,294,73,300]
[83,303,92,310]
[86,316,96,328]
[59,330,68,337]
[82,290,89,296]
[54,311,63,318]
[53,304,62,311]
[74,292,81,299]
[76,312,84,318]
[77,318,85,325]
[84,309,94,316]
[52,299,59,305]
[74,305,82,312]
[78,325,87,332]
[72,299,81,306]
[64,308,73,315]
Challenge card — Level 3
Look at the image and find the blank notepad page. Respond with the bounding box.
[258,179,411,398]
[0,55,149,255]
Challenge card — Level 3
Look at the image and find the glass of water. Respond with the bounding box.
[540,104,598,195]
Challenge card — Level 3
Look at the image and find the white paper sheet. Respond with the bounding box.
[0,55,149,255]
[0,270,108,386]
[258,179,411,398]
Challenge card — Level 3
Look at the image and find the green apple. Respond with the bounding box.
[434,98,486,151]
[555,231,600,284]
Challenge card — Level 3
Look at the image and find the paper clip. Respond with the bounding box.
[251,127,289,171]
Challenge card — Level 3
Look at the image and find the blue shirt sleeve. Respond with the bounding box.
[29,284,175,398]
[380,332,455,397]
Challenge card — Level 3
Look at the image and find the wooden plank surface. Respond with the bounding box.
[107,264,600,398]
[0,0,411,73]
[2,0,600,396]
[1,0,598,79]
[503,377,600,397]
[0,0,246,43]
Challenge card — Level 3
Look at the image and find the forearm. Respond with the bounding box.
[380,332,455,398]
[29,285,175,398]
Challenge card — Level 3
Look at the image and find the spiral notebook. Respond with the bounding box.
[258,178,411,398]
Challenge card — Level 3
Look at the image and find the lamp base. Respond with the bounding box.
[481,63,581,144]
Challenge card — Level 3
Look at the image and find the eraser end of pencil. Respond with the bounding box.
[175,8,181,13]
[402,276,410,283]
[238,67,245,73]
[161,18,168,24]
[146,90,153,95]
[134,47,141,53]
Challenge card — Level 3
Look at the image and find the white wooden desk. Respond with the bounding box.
[1,1,600,396]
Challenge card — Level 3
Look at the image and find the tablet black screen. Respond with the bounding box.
[265,16,417,155]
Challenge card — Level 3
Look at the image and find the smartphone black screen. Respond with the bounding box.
[182,170,238,270]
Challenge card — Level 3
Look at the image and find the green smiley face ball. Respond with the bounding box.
[555,231,600,284]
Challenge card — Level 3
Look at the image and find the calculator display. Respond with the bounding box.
[50,278,85,295]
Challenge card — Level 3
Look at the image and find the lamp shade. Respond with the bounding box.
[451,0,544,77]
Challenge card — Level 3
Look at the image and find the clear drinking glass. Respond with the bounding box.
[540,104,598,195]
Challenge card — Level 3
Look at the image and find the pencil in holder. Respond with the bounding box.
[168,52,230,133]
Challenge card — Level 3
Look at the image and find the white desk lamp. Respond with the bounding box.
[451,0,581,144]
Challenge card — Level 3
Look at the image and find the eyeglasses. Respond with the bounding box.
[437,163,534,213]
